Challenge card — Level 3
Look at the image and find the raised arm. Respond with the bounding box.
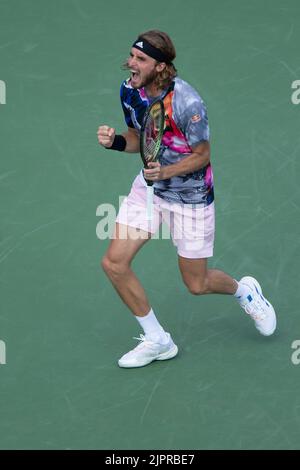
[97,126,139,153]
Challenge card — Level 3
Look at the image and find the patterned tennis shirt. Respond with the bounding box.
[120,76,214,206]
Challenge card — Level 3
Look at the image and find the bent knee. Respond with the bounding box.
[184,280,207,296]
[101,255,110,273]
[101,255,129,278]
[188,285,207,296]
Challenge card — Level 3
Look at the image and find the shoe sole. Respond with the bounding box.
[240,276,277,336]
[118,344,179,368]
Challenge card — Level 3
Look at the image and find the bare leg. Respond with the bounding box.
[102,223,152,316]
[178,257,238,295]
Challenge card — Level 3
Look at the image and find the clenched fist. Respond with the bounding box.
[97,125,116,148]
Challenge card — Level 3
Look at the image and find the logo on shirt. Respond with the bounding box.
[191,114,201,123]
[135,41,143,48]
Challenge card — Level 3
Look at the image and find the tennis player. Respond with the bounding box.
[97,30,276,368]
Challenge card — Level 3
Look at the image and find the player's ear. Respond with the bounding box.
[156,62,166,73]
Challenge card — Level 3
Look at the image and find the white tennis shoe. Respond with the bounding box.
[118,333,178,368]
[238,276,277,336]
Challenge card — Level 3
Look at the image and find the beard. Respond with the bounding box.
[132,68,159,89]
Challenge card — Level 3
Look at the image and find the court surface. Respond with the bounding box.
[1,0,300,450]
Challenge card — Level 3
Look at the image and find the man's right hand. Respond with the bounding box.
[97,126,116,148]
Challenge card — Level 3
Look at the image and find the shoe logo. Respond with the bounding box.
[136,41,143,48]
[258,293,269,307]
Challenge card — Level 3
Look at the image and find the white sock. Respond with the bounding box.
[135,309,169,344]
[234,280,251,300]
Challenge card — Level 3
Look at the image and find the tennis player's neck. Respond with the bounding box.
[144,84,164,98]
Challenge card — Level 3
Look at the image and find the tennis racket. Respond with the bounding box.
[140,99,165,221]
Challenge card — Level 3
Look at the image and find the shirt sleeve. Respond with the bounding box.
[120,81,134,128]
[181,98,210,147]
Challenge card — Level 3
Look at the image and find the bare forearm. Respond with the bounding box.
[161,150,210,179]
[122,130,139,153]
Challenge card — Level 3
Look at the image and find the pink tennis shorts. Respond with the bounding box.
[116,174,215,259]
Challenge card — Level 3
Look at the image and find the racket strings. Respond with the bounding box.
[143,107,164,163]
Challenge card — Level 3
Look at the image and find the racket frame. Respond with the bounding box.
[139,99,165,221]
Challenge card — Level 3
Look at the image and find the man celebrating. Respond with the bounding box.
[97,30,276,368]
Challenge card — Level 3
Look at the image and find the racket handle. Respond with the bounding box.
[146,186,154,221]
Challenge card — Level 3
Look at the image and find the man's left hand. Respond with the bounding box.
[143,162,165,181]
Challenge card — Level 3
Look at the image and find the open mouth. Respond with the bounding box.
[130,70,140,81]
